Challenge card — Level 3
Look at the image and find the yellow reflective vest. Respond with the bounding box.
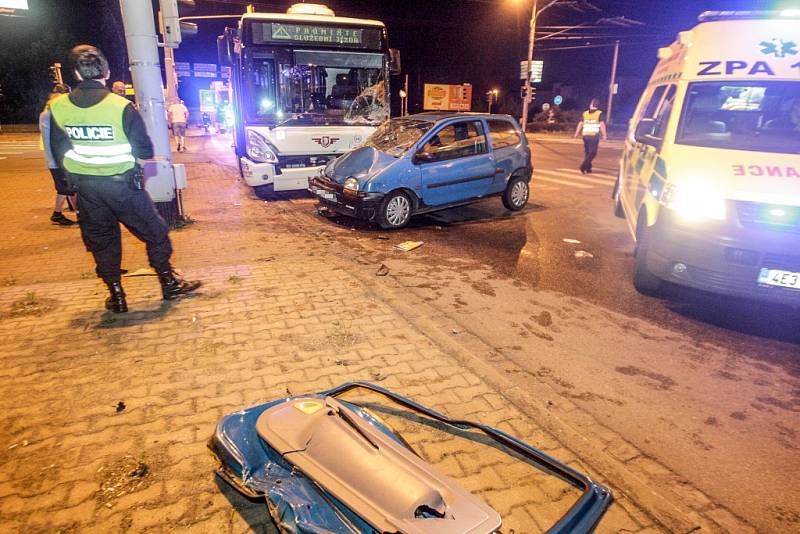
[49,93,136,176]
[581,109,603,137]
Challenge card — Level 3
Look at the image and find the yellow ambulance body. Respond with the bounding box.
[615,10,800,303]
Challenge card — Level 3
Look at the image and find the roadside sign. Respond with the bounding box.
[554,95,563,106]
[199,89,216,112]
[175,62,191,78]
[542,103,551,111]
[423,83,472,111]
[519,60,544,83]
[194,63,218,78]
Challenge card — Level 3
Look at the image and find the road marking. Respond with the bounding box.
[533,175,592,189]
[554,168,615,180]
[536,169,615,188]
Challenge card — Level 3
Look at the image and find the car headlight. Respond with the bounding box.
[343,177,359,192]
[246,129,278,164]
[660,184,726,221]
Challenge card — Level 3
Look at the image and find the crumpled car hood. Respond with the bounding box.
[325,146,397,185]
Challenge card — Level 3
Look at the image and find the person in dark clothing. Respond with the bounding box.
[573,98,608,174]
[49,44,200,313]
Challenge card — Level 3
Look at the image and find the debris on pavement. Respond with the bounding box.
[123,268,156,277]
[209,382,613,534]
[395,241,424,252]
[376,235,390,240]
[562,238,581,244]
[375,264,390,276]
[115,401,126,413]
[96,455,154,507]
[574,250,594,259]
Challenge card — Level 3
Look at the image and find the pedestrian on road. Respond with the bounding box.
[39,83,78,226]
[167,98,189,152]
[49,44,200,313]
[574,98,608,174]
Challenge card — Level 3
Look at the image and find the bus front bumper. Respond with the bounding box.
[240,158,325,192]
[645,209,800,305]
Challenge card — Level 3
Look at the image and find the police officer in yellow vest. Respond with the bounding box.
[573,98,608,174]
[49,45,200,313]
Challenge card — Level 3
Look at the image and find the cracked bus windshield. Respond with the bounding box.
[248,51,387,126]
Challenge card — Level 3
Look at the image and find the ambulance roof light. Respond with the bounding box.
[698,10,800,22]
[286,3,335,16]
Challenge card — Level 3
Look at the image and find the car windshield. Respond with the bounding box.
[365,118,434,157]
[676,81,800,154]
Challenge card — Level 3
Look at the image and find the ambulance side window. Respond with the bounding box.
[643,86,667,119]
[652,85,678,139]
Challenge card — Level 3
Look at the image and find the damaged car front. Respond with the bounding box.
[309,117,434,223]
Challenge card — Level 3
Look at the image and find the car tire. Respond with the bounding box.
[377,190,412,230]
[502,176,529,211]
[633,216,662,295]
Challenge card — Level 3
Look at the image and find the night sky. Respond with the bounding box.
[0,0,789,121]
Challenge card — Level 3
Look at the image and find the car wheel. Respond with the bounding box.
[377,191,412,230]
[502,177,529,211]
[633,216,662,295]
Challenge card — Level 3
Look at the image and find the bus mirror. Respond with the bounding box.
[389,48,401,75]
[217,36,232,66]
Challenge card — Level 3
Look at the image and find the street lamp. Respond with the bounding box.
[487,89,499,113]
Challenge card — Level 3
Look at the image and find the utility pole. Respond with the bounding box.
[520,0,539,131]
[606,39,620,125]
[160,13,179,104]
[118,0,180,224]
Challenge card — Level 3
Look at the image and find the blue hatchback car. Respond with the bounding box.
[309,113,532,229]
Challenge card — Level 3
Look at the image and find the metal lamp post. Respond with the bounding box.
[520,0,539,131]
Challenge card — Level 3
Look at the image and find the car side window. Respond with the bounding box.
[487,120,521,149]
[420,121,487,162]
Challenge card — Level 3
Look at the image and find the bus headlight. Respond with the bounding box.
[343,177,359,192]
[246,129,278,164]
[660,184,726,221]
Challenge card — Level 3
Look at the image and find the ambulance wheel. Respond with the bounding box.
[613,174,625,218]
[633,216,662,295]
[503,177,529,211]
[377,191,412,230]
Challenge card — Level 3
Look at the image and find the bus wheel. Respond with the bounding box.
[633,217,662,295]
[254,184,275,200]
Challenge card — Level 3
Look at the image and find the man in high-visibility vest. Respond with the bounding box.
[49,45,200,313]
[573,98,608,174]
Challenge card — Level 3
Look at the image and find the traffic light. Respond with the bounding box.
[160,0,197,48]
[520,85,536,103]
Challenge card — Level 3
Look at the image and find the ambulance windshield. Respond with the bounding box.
[676,81,800,154]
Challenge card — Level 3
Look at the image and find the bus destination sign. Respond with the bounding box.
[253,22,381,49]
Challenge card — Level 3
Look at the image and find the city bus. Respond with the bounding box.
[218,3,400,197]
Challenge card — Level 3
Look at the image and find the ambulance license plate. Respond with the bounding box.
[758,268,800,289]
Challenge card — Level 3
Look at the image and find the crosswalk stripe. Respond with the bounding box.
[554,168,615,180]
[533,175,592,189]
[540,169,615,186]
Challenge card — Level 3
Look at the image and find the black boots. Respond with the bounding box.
[105,281,128,313]
[158,269,201,300]
[51,211,76,226]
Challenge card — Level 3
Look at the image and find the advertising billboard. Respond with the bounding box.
[423,83,472,111]
[0,0,28,16]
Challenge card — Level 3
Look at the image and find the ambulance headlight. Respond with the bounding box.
[246,129,278,164]
[660,184,726,221]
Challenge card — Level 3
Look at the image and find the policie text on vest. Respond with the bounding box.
[65,125,116,141]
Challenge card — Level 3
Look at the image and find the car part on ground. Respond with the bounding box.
[209,381,613,534]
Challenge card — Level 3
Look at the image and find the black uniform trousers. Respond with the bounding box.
[580,135,601,173]
[76,179,173,283]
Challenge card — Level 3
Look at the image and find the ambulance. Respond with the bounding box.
[614,10,800,304]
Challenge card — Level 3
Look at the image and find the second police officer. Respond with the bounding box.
[49,44,200,313]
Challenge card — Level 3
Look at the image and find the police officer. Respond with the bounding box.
[49,44,200,313]
[573,98,608,174]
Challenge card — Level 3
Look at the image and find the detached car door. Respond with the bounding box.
[415,120,495,207]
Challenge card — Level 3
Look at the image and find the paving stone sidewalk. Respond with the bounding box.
[0,151,659,532]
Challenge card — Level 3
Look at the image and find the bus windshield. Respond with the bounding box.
[246,50,388,126]
[676,81,800,154]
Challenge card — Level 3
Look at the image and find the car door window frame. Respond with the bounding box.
[415,120,488,164]
[487,119,521,150]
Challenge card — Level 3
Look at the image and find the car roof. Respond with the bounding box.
[405,112,517,123]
